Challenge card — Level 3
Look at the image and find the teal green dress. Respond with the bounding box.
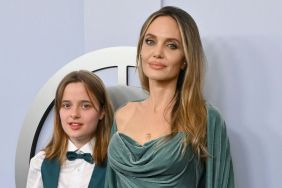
[105,104,234,188]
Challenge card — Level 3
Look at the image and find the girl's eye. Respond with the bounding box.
[144,38,155,46]
[81,103,92,110]
[61,102,71,109]
[167,43,178,49]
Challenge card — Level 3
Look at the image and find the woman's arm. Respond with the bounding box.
[205,104,235,188]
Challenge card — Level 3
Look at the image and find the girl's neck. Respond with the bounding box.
[70,139,89,149]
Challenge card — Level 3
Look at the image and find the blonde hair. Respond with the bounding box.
[137,6,208,158]
[44,70,113,165]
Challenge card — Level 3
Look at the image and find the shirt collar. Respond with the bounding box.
[67,139,95,155]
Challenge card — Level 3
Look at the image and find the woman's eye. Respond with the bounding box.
[167,43,177,49]
[144,38,155,46]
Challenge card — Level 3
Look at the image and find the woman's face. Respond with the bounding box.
[59,82,104,148]
[140,16,185,84]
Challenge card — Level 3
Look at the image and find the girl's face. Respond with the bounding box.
[59,82,104,148]
[140,16,185,84]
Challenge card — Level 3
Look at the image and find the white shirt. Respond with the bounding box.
[26,140,95,188]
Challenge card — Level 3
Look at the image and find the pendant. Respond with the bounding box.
[145,133,152,140]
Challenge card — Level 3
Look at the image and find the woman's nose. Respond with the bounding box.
[153,45,164,58]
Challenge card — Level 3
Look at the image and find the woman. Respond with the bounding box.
[27,70,113,188]
[105,6,234,188]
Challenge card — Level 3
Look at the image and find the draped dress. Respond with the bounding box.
[105,104,234,188]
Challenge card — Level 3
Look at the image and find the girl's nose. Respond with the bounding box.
[70,107,80,119]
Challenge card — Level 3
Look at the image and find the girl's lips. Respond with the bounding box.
[69,122,82,130]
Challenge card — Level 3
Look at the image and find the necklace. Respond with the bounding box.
[145,133,152,140]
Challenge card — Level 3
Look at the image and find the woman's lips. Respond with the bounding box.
[148,62,166,70]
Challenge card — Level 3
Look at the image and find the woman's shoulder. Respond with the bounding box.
[206,103,226,130]
[206,103,224,120]
[115,101,140,130]
[29,151,46,170]
[115,101,140,119]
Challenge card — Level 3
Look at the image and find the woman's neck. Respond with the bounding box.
[146,81,177,112]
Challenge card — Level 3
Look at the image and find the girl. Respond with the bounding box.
[27,70,113,188]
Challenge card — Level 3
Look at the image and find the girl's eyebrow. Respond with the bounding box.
[80,100,91,103]
[61,100,91,103]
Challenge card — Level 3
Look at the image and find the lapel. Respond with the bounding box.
[41,158,107,188]
[88,161,107,188]
[41,158,60,188]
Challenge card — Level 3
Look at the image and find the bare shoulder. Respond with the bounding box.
[115,102,139,131]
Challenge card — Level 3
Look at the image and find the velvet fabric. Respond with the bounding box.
[105,104,234,188]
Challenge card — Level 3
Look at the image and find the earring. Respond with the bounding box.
[181,62,187,70]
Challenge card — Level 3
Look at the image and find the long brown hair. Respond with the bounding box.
[44,70,113,165]
[137,6,208,158]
